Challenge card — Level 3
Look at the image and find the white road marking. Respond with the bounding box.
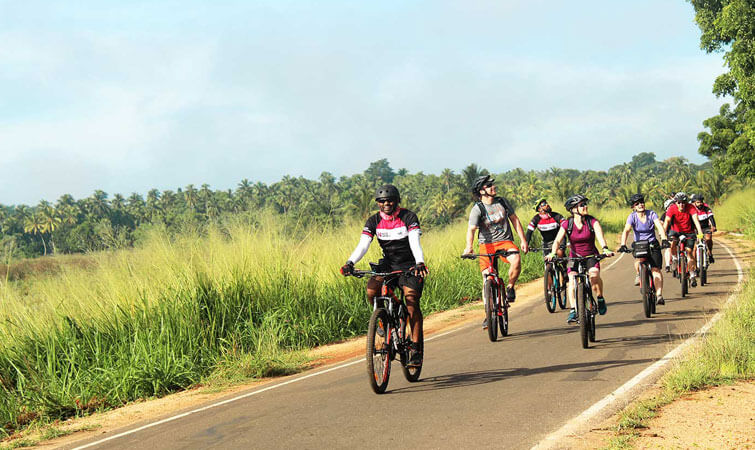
[532,240,744,450]
[73,322,470,449]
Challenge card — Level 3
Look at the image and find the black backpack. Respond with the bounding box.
[476,197,512,225]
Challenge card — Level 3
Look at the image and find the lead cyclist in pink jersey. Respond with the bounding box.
[546,194,614,323]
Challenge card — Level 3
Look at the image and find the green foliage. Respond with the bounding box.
[0,156,734,261]
[690,0,755,178]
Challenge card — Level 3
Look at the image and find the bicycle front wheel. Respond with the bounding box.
[641,263,652,318]
[484,279,498,342]
[577,281,589,349]
[680,255,688,297]
[498,299,509,337]
[544,265,556,313]
[558,269,568,309]
[366,308,391,394]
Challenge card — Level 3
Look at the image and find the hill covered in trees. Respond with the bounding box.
[0,153,745,259]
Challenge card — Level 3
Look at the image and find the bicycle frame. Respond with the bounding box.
[461,249,518,341]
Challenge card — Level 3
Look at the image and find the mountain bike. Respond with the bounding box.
[551,254,610,349]
[530,247,568,313]
[461,249,519,342]
[696,239,709,286]
[618,240,664,318]
[672,235,693,297]
[347,265,422,394]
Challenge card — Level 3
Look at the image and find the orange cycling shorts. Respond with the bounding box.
[478,240,519,272]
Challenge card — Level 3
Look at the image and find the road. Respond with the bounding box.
[70,244,740,450]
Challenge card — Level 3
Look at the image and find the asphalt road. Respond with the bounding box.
[70,244,739,450]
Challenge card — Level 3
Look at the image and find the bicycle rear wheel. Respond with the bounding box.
[641,263,652,318]
[544,265,556,313]
[400,326,422,382]
[588,297,596,342]
[366,308,391,394]
[498,299,509,337]
[558,269,568,309]
[484,279,498,342]
[577,281,589,349]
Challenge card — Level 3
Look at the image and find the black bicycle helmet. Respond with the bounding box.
[674,191,688,203]
[375,184,400,202]
[534,198,548,211]
[629,193,645,206]
[471,175,494,194]
[564,194,588,211]
[690,193,704,202]
[663,198,674,210]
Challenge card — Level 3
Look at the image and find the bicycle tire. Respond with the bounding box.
[578,280,589,349]
[366,308,391,394]
[680,254,688,297]
[484,279,498,342]
[588,294,596,342]
[701,266,707,285]
[499,299,509,337]
[401,327,422,382]
[544,265,556,313]
[558,269,568,309]
[641,263,652,318]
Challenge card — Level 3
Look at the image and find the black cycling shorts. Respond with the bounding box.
[671,232,696,249]
[373,260,424,295]
[542,240,567,255]
[701,227,714,235]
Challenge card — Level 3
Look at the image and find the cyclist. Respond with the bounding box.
[525,198,567,297]
[690,194,716,263]
[619,194,670,305]
[525,198,566,257]
[546,194,614,323]
[462,175,528,329]
[660,198,674,273]
[663,192,704,287]
[340,184,428,365]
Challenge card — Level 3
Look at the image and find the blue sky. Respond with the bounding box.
[0,0,726,205]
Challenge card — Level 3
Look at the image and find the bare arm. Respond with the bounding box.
[464,224,478,254]
[653,218,668,241]
[550,227,566,256]
[620,221,633,247]
[509,213,529,253]
[594,220,611,253]
[692,214,704,236]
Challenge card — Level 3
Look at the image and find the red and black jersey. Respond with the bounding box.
[362,208,420,269]
[525,211,565,245]
[694,203,716,229]
[666,203,697,234]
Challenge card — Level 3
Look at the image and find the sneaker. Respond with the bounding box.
[709,254,715,264]
[482,318,488,329]
[597,297,607,315]
[634,275,640,286]
[691,278,697,287]
[657,296,665,305]
[665,265,671,273]
[566,308,577,323]
[506,286,516,302]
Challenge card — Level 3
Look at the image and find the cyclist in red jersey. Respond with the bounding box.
[691,193,716,263]
[340,184,428,364]
[663,192,704,287]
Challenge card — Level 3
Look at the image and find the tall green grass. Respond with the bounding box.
[710,186,755,237]
[0,213,552,436]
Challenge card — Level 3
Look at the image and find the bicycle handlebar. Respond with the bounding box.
[460,249,520,260]
[347,268,410,279]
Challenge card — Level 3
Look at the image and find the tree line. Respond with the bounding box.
[0,154,745,259]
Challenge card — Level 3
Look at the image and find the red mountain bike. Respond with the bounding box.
[461,249,519,342]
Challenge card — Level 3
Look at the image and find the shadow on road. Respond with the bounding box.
[387,358,656,393]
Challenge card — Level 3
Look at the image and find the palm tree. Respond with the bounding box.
[24,213,47,255]
[184,184,198,212]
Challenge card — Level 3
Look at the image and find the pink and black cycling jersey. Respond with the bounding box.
[694,203,716,229]
[562,216,599,257]
[362,208,421,269]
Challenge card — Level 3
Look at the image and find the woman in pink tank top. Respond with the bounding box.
[546,195,614,323]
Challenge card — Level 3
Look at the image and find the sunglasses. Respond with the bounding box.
[633,201,645,206]
[376,198,395,204]
[578,202,588,207]
[483,183,494,188]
